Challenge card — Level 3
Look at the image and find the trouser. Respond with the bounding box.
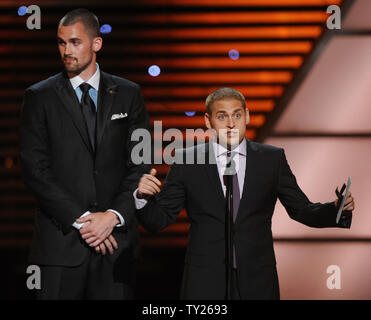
[35,249,135,300]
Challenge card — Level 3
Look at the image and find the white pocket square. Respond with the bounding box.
[111,112,128,120]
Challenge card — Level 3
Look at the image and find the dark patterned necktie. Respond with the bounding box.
[224,151,240,222]
[79,83,96,151]
[224,151,240,268]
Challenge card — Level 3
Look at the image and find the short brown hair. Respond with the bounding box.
[59,8,100,39]
[205,88,246,115]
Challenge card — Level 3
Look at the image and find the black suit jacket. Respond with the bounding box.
[137,140,352,299]
[19,70,149,267]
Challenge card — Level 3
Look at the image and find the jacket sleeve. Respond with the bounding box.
[276,148,351,229]
[19,89,86,233]
[136,162,186,233]
[108,85,151,230]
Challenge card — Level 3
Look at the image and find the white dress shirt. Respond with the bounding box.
[213,138,247,198]
[70,64,124,229]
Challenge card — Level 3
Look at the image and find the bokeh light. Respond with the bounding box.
[148,65,161,77]
[100,24,112,34]
[17,6,28,16]
[228,49,240,61]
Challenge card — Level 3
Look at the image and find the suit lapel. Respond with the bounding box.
[54,72,93,154]
[204,142,226,213]
[235,138,260,223]
[96,71,117,150]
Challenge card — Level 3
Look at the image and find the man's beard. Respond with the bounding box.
[63,54,93,75]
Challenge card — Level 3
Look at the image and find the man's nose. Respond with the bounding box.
[64,43,72,55]
[227,116,235,128]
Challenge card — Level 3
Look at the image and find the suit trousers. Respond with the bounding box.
[35,249,135,300]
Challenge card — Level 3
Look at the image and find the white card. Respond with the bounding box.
[336,176,351,224]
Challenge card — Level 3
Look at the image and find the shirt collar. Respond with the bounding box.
[69,63,100,91]
[213,137,247,158]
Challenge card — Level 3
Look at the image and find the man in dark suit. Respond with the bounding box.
[134,87,355,300]
[19,8,149,299]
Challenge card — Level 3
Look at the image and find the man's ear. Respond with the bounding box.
[245,108,250,126]
[204,112,212,129]
[92,37,103,53]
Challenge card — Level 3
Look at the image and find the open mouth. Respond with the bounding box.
[226,131,239,137]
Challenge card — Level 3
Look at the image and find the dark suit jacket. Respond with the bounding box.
[19,70,149,267]
[137,140,352,299]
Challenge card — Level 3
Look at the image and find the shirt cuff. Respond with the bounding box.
[72,211,91,230]
[133,188,148,210]
[107,209,125,227]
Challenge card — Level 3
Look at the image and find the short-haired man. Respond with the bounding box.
[135,88,355,299]
[20,8,149,299]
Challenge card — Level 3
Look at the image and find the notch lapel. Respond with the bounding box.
[96,71,117,150]
[54,72,93,154]
[235,139,260,224]
[204,143,226,214]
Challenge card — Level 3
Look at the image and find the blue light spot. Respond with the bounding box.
[100,24,112,34]
[228,49,240,61]
[185,111,196,117]
[148,65,161,77]
[18,6,28,16]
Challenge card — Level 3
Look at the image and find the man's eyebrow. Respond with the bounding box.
[57,37,81,42]
[216,108,242,114]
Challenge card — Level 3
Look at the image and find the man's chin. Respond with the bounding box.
[63,62,86,75]
[63,63,76,71]
[64,66,80,75]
